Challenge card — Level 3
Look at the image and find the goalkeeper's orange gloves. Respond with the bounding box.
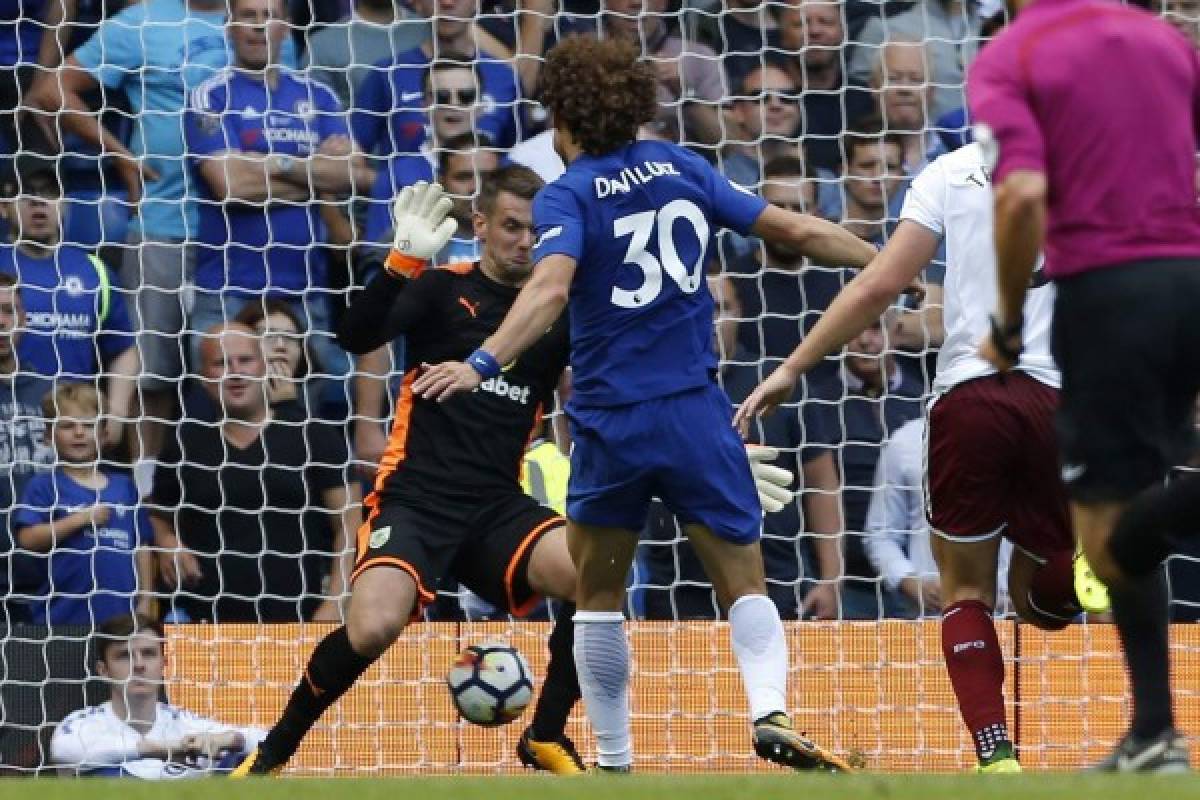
[383,181,458,280]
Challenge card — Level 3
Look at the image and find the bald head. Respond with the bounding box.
[779,1,846,70]
[199,322,268,418]
[872,40,930,132]
[871,40,929,87]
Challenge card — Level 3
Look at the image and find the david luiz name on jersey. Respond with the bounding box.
[594,160,682,198]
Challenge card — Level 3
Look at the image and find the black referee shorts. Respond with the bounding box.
[1052,258,1200,502]
[352,489,564,617]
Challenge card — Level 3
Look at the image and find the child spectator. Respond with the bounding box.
[13,383,152,626]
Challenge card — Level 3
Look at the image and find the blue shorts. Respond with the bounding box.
[566,383,762,544]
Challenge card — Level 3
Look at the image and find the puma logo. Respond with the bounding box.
[458,296,480,318]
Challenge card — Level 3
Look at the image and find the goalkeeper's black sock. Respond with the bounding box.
[530,603,581,742]
[1110,567,1174,740]
[257,626,376,769]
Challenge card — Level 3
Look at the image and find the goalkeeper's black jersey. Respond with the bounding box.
[338,262,570,499]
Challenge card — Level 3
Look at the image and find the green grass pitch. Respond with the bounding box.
[12,774,1200,800]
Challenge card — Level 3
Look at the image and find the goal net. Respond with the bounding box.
[0,0,1197,777]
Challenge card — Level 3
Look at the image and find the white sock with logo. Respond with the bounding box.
[573,610,632,768]
[729,593,788,722]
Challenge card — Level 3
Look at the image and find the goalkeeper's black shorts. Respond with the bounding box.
[1051,257,1200,502]
[351,489,563,617]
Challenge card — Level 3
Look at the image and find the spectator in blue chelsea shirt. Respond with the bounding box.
[351,0,520,156]
[186,0,374,386]
[29,0,301,459]
[14,383,153,627]
[0,162,139,451]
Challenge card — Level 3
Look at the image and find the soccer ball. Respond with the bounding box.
[446,642,534,727]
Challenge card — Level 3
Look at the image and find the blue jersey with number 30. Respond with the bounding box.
[533,141,767,407]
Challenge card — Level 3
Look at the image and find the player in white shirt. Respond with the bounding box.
[735,140,1110,773]
[51,614,263,779]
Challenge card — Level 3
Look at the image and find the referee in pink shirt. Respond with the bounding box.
[969,0,1200,773]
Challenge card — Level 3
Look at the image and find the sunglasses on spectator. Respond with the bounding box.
[739,89,801,105]
[433,88,478,105]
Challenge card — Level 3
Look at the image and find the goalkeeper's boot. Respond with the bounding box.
[976,742,1022,774]
[1089,728,1190,774]
[1073,543,1111,614]
[752,712,852,772]
[517,727,586,774]
[229,748,283,778]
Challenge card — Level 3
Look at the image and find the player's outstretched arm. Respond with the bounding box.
[981,169,1046,371]
[336,271,418,355]
[732,220,939,434]
[336,182,457,355]
[752,204,879,269]
[413,254,576,402]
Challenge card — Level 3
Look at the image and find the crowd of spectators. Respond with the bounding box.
[0,0,1194,630]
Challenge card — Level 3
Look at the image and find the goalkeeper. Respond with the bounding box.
[236,168,795,776]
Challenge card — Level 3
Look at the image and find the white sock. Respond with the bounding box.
[729,593,788,722]
[573,610,632,768]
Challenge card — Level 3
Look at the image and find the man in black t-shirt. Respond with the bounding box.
[149,323,360,625]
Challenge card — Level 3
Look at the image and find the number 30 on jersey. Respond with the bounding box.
[611,199,709,308]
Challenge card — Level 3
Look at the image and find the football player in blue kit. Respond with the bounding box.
[415,36,877,772]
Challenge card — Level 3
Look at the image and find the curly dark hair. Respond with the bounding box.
[540,36,658,157]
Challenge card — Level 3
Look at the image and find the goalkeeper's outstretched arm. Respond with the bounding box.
[336,182,457,355]
[336,271,423,355]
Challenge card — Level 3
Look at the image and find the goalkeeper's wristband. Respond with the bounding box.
[384,249,427,280]
[466,348,502,380]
